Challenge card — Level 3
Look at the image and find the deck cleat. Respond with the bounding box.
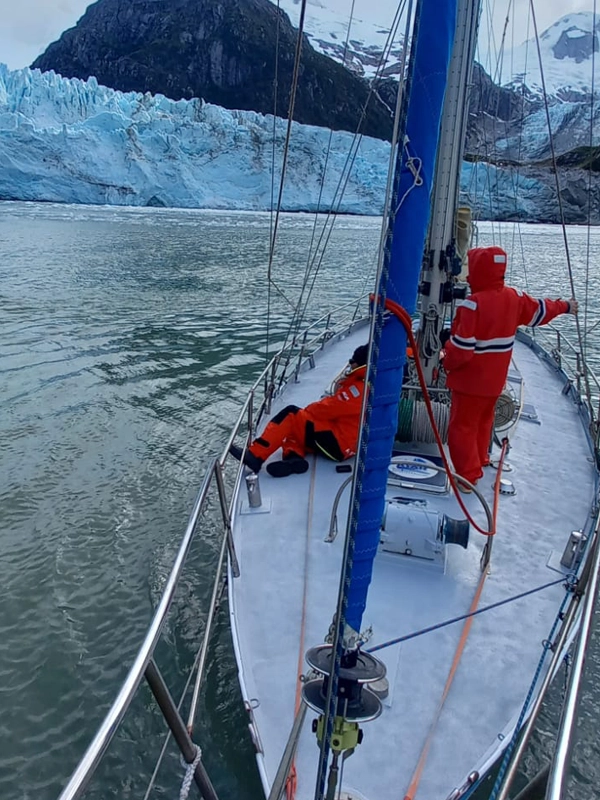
[498,478,516,495]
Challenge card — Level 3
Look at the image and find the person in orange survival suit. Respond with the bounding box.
[230,344,368,478]
[441,246,578,491]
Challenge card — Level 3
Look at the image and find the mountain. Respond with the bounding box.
[30,0,393,141]
[276,3,600,101]
[268,0,404,79]
[16,2,600,220]
[30,1,600,152]
[501,11,600,101]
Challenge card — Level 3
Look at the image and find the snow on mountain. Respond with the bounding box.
[275,2,600,100]
[501,11,600,99]
[271,0,404,78]
[494,99,600,161]
[0,64,389,212]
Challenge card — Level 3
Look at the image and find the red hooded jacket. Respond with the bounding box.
[443,246,569,397]
[304,364,366,457]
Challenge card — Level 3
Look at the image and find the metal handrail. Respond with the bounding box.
[58,461,219,800]
[53,298,600,800]
[186,467,232,733]
[540,324,600,395]
[493,507,600,800]
[267,706,308,800]
[523,325,600,452]
[56,305,368,800]
[492,583,582,800]
[546,514,600,799]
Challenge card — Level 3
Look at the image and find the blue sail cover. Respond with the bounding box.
[345,0,459,633]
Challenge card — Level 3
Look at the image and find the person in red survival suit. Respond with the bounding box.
[441,246,578,491]
[230,344,368,478]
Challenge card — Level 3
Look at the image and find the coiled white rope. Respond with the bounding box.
[178,745,202,800]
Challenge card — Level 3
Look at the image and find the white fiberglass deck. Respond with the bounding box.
[228,330,596,800]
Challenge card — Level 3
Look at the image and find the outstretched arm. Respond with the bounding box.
[518,293,577,327]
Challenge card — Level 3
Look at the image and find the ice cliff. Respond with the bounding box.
[0,64,594,222]
[0,64,388,213]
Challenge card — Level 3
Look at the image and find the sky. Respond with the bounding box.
[0,0,593,71]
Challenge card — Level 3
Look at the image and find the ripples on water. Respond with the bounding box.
[0,202,598,800]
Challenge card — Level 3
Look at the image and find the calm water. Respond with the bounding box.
[0,202,598,800]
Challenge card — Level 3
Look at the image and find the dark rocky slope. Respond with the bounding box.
[31,0,393,141]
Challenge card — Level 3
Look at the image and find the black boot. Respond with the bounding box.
[229,444,264,474]
[266,455,309,478]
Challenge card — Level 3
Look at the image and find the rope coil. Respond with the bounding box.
[178,746,202,800]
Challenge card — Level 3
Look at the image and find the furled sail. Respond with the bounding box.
[345,0,461,637]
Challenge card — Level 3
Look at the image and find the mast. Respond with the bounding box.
[418,0,481,383]
[302,1,482,797]
[345,0,475,652]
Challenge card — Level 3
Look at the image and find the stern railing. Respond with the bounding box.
[520,324,600,458]
[491,327,600,800]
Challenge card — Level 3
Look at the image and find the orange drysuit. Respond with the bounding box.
[443,246,570,483]
[248,364,367,462]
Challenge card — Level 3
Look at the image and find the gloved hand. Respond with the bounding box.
[567,298,578,314]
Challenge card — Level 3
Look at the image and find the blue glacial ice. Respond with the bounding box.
[0,64,550,217]
[0,64,391,213]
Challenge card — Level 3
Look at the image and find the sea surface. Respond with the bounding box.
[0,202,598,800]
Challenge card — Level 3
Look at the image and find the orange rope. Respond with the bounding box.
[376,296,497,537]
[402,441,507,800]
[285,457,317,800]
[287,298,503,799]
[366,296,509,797]
[402,568,487,800]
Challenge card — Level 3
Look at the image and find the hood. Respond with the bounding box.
[467,246,507,293]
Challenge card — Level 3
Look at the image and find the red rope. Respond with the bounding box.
[374,296,505,537]
[377,298,511,799]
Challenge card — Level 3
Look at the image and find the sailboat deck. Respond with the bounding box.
[229,330,596,800]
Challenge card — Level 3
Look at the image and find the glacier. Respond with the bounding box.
[0,64,391,214]
[0,64,554,219]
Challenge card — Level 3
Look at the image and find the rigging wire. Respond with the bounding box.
[584,0,597,359]
[529,0,595,420]
[273,0,363,357]
[472,0,531,299]
[273,1,409,389]
[509,3,533,294]
[505,1,532,293]
[265,1,284,371]
[487,582,576,800]
[401,436,507,800]
[488,0,513,239]
[265,0,310,317]
[466,0,497,243]
[312,5,418,799]
[367,577,569,653]
[302,0,358,267]
[296,0,407,289]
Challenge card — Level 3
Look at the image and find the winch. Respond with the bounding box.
[380,497,469,568]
